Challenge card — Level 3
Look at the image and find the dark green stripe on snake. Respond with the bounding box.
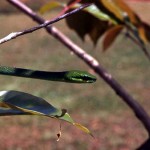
[0,66,96,83]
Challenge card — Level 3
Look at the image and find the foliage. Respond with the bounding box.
[40,0,150,59]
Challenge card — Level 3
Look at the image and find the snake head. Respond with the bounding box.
[64,70,97,83]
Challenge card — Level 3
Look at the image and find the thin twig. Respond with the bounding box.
[123,11,150,60]
[7,0,150,137]
[125,31,150,60]
[0,3,91,44]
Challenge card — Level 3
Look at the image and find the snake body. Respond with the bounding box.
[0,66,96,83]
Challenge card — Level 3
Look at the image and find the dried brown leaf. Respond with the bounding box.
[66,9,109,44]
[103,25,123,51]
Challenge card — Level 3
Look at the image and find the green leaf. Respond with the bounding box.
[0,91,70,121]
[85,4,110,21]
[39,1,65,14]
[73,123,94,137]
[73,3,117,24]
[0,91,92,136]
[100,0,124,22]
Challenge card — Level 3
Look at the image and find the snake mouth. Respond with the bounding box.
[79,75,97,83]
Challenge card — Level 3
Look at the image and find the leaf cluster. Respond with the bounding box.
[40,0,150,58]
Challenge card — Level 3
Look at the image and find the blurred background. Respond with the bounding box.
[0,0,150,149]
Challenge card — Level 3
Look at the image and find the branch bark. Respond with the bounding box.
[7,0,150,140]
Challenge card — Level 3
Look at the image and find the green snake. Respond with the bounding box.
[0,66,96,83]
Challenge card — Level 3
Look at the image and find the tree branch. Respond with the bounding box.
[0,3,90,44]
[7,0,150,138]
